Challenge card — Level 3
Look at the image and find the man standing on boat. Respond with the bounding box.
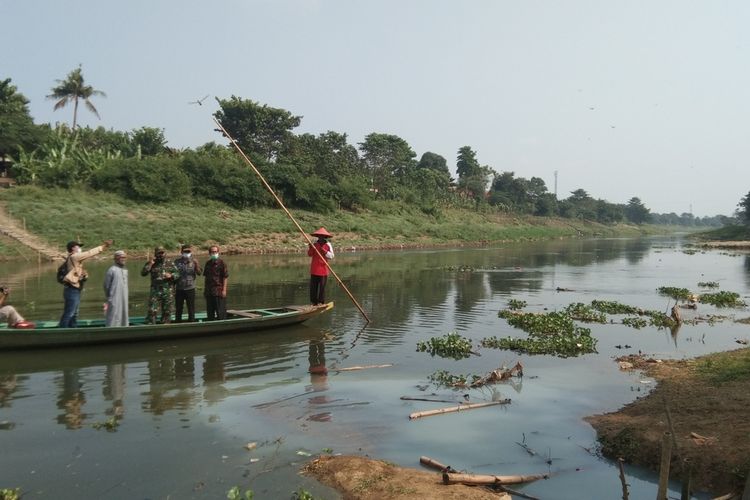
[308,227,334,305]
[103,250,129,327]
[174,244,202,322]
[59,239,113,328]
[203,245,228,320]
[141,246,179,324]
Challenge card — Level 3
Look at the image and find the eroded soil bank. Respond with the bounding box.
[302,455,511,500]
[585,348,750,497]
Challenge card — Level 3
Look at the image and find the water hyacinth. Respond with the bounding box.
[657,286,692,301]
[507,298,527,311]
[699,291,747,308]
[416,331,475,359]
[590,300,642,315]
[491,309,597,357]
[565,302,608,323]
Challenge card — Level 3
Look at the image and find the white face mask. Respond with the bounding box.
[182,252,192,259]
[75,247,82,254]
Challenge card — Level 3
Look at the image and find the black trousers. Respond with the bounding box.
[206,295,226,321]
[175,288,196,322]
[309,275,327,305]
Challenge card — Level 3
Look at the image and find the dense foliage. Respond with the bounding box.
[0,73,735,224]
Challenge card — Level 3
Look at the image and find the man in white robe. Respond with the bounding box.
[103,250,129,327]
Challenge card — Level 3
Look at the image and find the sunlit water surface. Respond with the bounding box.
[1,237,748,499]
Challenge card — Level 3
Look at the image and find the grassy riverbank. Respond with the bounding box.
[1,186,669,257]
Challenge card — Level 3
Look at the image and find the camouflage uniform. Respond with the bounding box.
[141,255,180,324]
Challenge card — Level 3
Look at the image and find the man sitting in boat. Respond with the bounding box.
[0,286,34,329]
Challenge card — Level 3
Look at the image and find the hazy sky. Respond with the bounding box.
[3,0,749,216]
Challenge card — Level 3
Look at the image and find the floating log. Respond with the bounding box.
[419,456,455,472]
[409,399,511,420]
[442,471,548,486]
[335,364,393,372]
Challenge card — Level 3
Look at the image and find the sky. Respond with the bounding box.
[2,0,749,217]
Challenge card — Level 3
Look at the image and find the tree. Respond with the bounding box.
[625,197,651,224]
[0,78,43,160]
[738,191,750,225]
[456,146,481,183]
[47,65,106,128]
[214,96,301,162]
[417,152,450,175]
[131,127,168,156]
[359,133,416,197]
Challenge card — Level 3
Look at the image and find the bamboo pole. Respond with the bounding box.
[656,432,672,500]
[442,471,548,486]
[408,399,510,420]
[419,456,454,472]
[680,458,691,500]
[213,117,370,323]
[335,364,392,372]
[618,457,629,500]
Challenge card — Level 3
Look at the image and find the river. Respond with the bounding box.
[1,237,748,499]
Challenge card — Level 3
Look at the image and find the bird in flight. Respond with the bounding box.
[189,95,209,106]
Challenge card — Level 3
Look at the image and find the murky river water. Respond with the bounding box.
[1,237,748,499]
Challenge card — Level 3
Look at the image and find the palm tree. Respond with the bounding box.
[47,65,106,128]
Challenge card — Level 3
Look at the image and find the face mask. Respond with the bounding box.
[210,253,219,260]
[75,247,82,254]
[182,252,192,259]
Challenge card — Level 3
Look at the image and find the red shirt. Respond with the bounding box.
[308,241,332,276]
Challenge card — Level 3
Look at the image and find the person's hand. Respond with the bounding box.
[103,239,114,248]
[103,302,109,312]
[164,272,172,279]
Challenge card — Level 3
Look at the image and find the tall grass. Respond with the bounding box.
[1,186,654,254]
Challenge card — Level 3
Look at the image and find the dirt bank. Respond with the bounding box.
[585,349,750,497]
[302,455,510,499]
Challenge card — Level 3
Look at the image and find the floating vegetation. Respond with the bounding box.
[622,317,649,329]
[657,286,692,301]
[698,281,720,288]
[699,291,747,308]
[428,370,474,387]
[482,329,596,358]
[227,486,254,500]
[444,265,475,272]
[0,489,20,500]
[565,303,607,323]
[490,310,597,357]
[507,298,527,310]
[91,417,120,432]
[681,249,698,255]
[416,332,475,359]
[591,300,642,315]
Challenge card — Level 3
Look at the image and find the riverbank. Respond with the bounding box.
[585,348,750,497]
[1,186,671,260]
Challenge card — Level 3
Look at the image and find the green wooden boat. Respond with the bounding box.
[0,302,333,350]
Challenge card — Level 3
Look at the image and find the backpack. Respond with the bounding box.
[56,258,69,284]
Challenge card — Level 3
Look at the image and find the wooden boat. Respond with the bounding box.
[0,302,333,350]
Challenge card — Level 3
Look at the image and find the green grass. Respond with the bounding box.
[694,224,750,241]
[0,185,668,254]
[697,349,750,384]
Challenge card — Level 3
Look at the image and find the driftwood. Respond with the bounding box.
[419,456,456,472]
[671,305,682,324]
[401,396,462,404]
[409,400,511,420]
[335,364,393,372]
[470,362,523,388]
[443,471,548,486]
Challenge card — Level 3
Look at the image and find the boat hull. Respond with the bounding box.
[0,303,333,350]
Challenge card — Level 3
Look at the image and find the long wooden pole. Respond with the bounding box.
[213,118,370,323]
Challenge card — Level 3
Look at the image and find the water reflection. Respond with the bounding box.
[306,338,331,422]
[56,369,87,429]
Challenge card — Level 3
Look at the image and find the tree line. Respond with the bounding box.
[0,68,735,227]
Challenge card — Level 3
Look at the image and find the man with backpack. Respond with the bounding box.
[59,239,113,328]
